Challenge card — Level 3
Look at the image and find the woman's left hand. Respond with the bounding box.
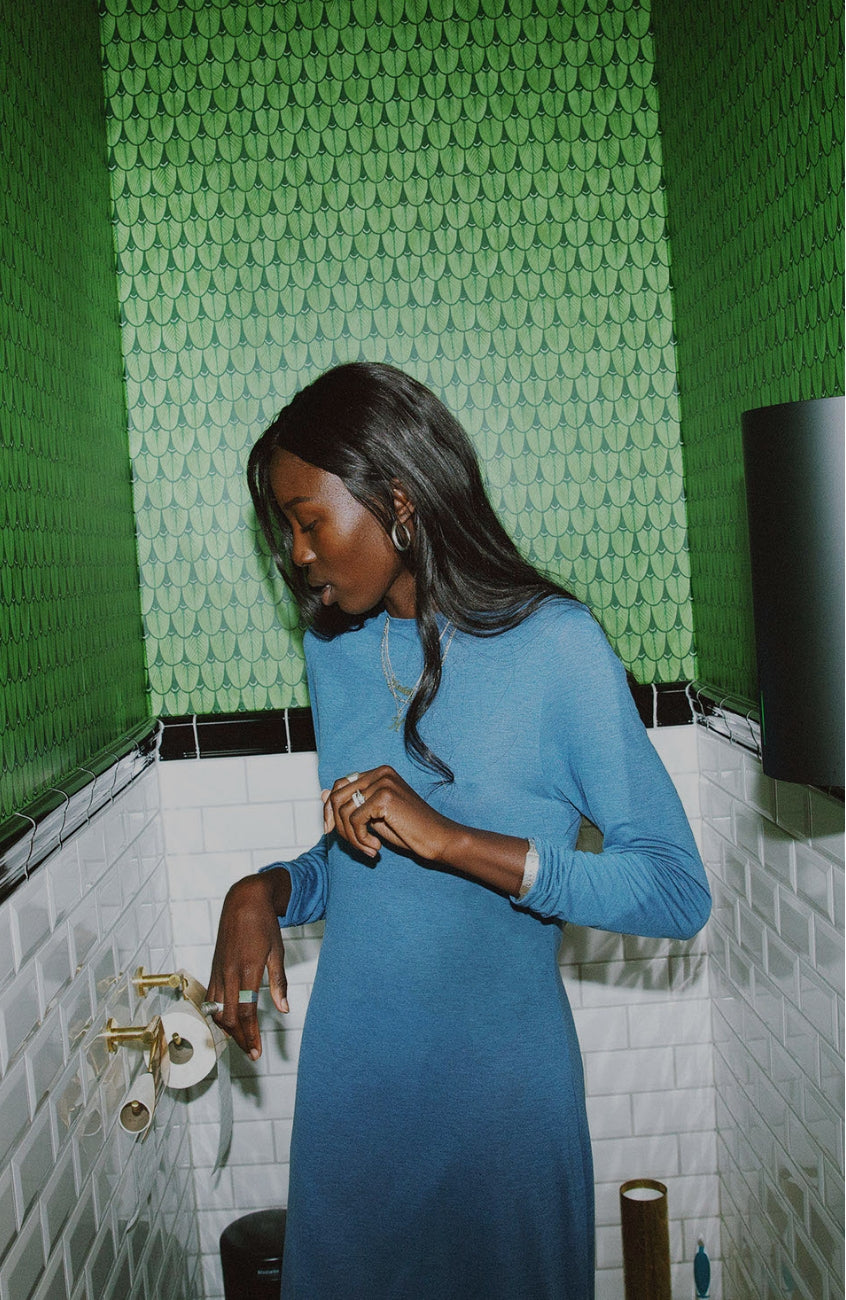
[322,767,459,864]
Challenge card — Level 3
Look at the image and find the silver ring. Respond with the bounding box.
[351,789,365,809]
[201,1000,224,1015]
[238,989,259,1004]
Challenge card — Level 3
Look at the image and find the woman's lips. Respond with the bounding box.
[308,577,335,606]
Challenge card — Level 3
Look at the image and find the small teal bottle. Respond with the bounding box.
[694,1240,711,1297]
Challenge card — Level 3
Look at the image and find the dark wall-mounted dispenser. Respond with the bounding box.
[742,396,844,788]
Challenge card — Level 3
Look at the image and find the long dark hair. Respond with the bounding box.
[248,361,573,781]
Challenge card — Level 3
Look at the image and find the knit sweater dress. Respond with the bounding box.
[271,599,710,1299]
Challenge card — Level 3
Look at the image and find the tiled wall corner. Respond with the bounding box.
[649,723,703,850]
[567,725,718,1300]
[0,768,200,1300]
[698,726,844,1300]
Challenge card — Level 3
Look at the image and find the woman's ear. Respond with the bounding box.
[391,481,415,526]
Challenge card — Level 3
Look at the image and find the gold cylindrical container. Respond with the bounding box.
[619,1178,671,1300]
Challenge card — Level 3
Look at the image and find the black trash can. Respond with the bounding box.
[220,1208,287,1299]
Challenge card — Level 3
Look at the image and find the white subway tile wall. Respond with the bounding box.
[159,729,722,1300]
[6,723,840,1300]
[699,727,844,1300]
[0,769,199,1300]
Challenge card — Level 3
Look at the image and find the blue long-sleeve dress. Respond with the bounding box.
[270,599,710,1299]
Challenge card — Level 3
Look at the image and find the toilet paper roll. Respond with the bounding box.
[213,1042,234,1172]
[163,976,233,1167]
[119,1070,157,1136]
[117,1016,170,1139]
[160,1002,228,1091]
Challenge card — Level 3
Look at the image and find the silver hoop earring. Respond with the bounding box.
[390,519,411,552]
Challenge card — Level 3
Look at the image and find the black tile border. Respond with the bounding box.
[158,684,692,762]
[158,708,316,760]
[629,682,695,730]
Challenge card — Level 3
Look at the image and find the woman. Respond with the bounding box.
[207,362,710,1299]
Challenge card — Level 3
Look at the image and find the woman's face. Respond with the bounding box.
[269,450,416,618]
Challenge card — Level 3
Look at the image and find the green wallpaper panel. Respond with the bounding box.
[101,0,696,715]
[0,0,149,821]
[653,0,844,702]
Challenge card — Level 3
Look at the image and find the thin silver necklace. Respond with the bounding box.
[380,614,457,732]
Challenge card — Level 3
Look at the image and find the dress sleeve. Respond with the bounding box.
[260,838,330,927]
[514,605,711,940]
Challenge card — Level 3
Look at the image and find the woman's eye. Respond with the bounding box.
[300,521,316,534]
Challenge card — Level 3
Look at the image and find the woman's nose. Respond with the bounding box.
[291,531,316,568]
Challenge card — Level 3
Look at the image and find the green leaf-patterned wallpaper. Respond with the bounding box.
[653,0,844,702]
[100,0,696,716]
[0,0,149,822]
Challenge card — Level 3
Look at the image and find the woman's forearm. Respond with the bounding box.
[434,822,529,896]
[323,768,530,894]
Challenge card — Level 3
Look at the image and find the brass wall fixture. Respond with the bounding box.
[105,967,228,1139]
[131,966,190,998]
[132,964,208,1008]
[100,1014,170,1137]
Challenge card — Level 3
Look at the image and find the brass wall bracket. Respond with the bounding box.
[132,966,189,998]
[101,1014,163,1056]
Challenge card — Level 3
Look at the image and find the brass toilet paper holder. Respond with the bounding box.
[131,966,190,998]
[101,1014,165,1054]
[100,1015,170,1136]
[102,1011,193,1070]
[131,965,208,1008]
[106,968,224,1136]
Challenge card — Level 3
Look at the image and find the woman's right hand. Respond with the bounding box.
[205,868,292,1060]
